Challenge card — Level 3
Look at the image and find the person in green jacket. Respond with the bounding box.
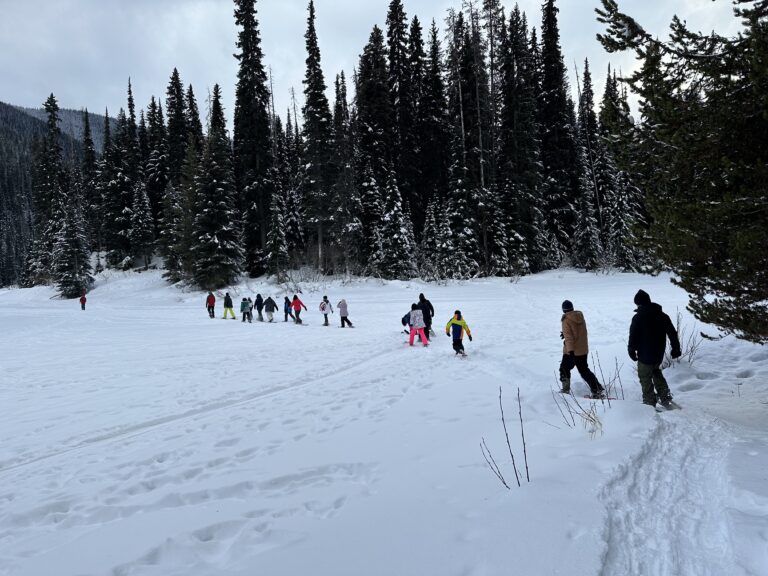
[240,297,252,323]
[445,310,472,356]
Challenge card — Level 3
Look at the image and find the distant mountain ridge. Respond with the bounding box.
[15,105,115,153]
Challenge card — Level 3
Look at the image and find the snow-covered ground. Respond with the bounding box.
[0,270,766,576]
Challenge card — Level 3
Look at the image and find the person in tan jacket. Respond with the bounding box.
[559,300,604,398]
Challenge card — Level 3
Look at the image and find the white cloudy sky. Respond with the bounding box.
[0,0,742,126]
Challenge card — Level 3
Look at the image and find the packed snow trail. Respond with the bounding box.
[600,413,736,575]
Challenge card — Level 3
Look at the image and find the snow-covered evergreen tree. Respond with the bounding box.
[380,172,417,280]
[52,181,92,298]
[192,85,243,289]
[129,182,154,268]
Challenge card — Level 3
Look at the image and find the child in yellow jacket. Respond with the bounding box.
[446,310,472,356]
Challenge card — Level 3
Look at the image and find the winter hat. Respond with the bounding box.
[634,290,651,306]
[411,303,419,311]
[455,310,462,320]
[562,300,574,313]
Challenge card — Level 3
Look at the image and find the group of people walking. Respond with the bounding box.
[559,289,681,408]
[204,287,682,408]
[205,292,353,327]
[401,293,473,356]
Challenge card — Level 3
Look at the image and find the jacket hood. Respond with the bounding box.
[563,310,585,324]
[636,302,664,314]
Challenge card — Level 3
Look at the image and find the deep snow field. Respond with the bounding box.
[0,269,766,576]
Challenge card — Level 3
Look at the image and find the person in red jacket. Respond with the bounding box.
[205,292,216,319]
[291,294,308,324]
[79,293,87,311]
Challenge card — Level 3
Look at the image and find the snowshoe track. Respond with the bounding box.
[600,414,736,576]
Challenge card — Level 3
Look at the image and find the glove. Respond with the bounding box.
[671,348,682,359]
[628,350,638,362]
[445,332,450,337]
[560,332,564,340]
[468,335,473,342]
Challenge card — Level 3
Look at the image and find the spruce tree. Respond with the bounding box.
[418,21,451,208]
[185,84,205,154]
[539,0,578,252]
[356,26,394,182]
[380,171,417,279]
[165,68,188,186]
[145,97,169,229]
[80,108,99,248]
[192,85,243,289]
[597,0,768,341]
[52,181,92,298]
[129,182,154,268]
[358,163,385,274]
[26,94,66,285]
[265,186,289,281]
[101,109,134,266]
[301,0,334,268]
[233,0,274,276]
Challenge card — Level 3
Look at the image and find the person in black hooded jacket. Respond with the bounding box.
[628,289,682,407]
[418,293,435,341]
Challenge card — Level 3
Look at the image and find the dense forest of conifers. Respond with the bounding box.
[2,0,766,343]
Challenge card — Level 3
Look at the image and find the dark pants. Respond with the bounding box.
[424,323,431,341]
[341,316,353,327]
[452,339,465,354]
[285,310,294,322]
[559,354,603,394]
[256,309,264,321]
[81,303,86,311]
[207,306,215,318]
[638,362,671,405]
[324,314,330,326]
[242,312,250,323]
[294,309,302,324]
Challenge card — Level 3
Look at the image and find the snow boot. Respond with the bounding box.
[559,376,571,394]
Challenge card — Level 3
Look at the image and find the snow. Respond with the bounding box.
[1,270,766,576]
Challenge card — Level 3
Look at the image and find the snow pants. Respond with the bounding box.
[323,313,330,326]
[341,316,353,327]
[81,303,86,311]
[285,310,294,322]
[452,339,465,354]
[207,305,215,318]
[294,309,303,324]
[638,362,672,405]
[409,327,428,346]
[266,311,274,322]
[223,307,236,319]
[559,354,602,395]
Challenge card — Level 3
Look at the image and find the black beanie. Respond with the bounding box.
[562,300,574,313]
[634,290,651,306]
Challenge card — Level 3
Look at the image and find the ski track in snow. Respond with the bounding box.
[600,413,736,576]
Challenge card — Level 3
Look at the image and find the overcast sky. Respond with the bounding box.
[0,0,742,128]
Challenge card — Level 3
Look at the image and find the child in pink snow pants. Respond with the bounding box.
[409,303,428,347]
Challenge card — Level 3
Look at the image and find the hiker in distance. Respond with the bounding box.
[291,295,308,324]
[559,300,605,399]
[338,299,353,327]
[79,293,87,311]
[254,294,265,322]
[264,296,278,322]
[628,290,682,408]
[445,310,472,356]
[205,292,215,318]
[223,293,236,320]
[319,296,334,326]
[283,296,295,322]
[240,297,251,323]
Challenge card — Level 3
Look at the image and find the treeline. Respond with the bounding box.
[20,0,644,298]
